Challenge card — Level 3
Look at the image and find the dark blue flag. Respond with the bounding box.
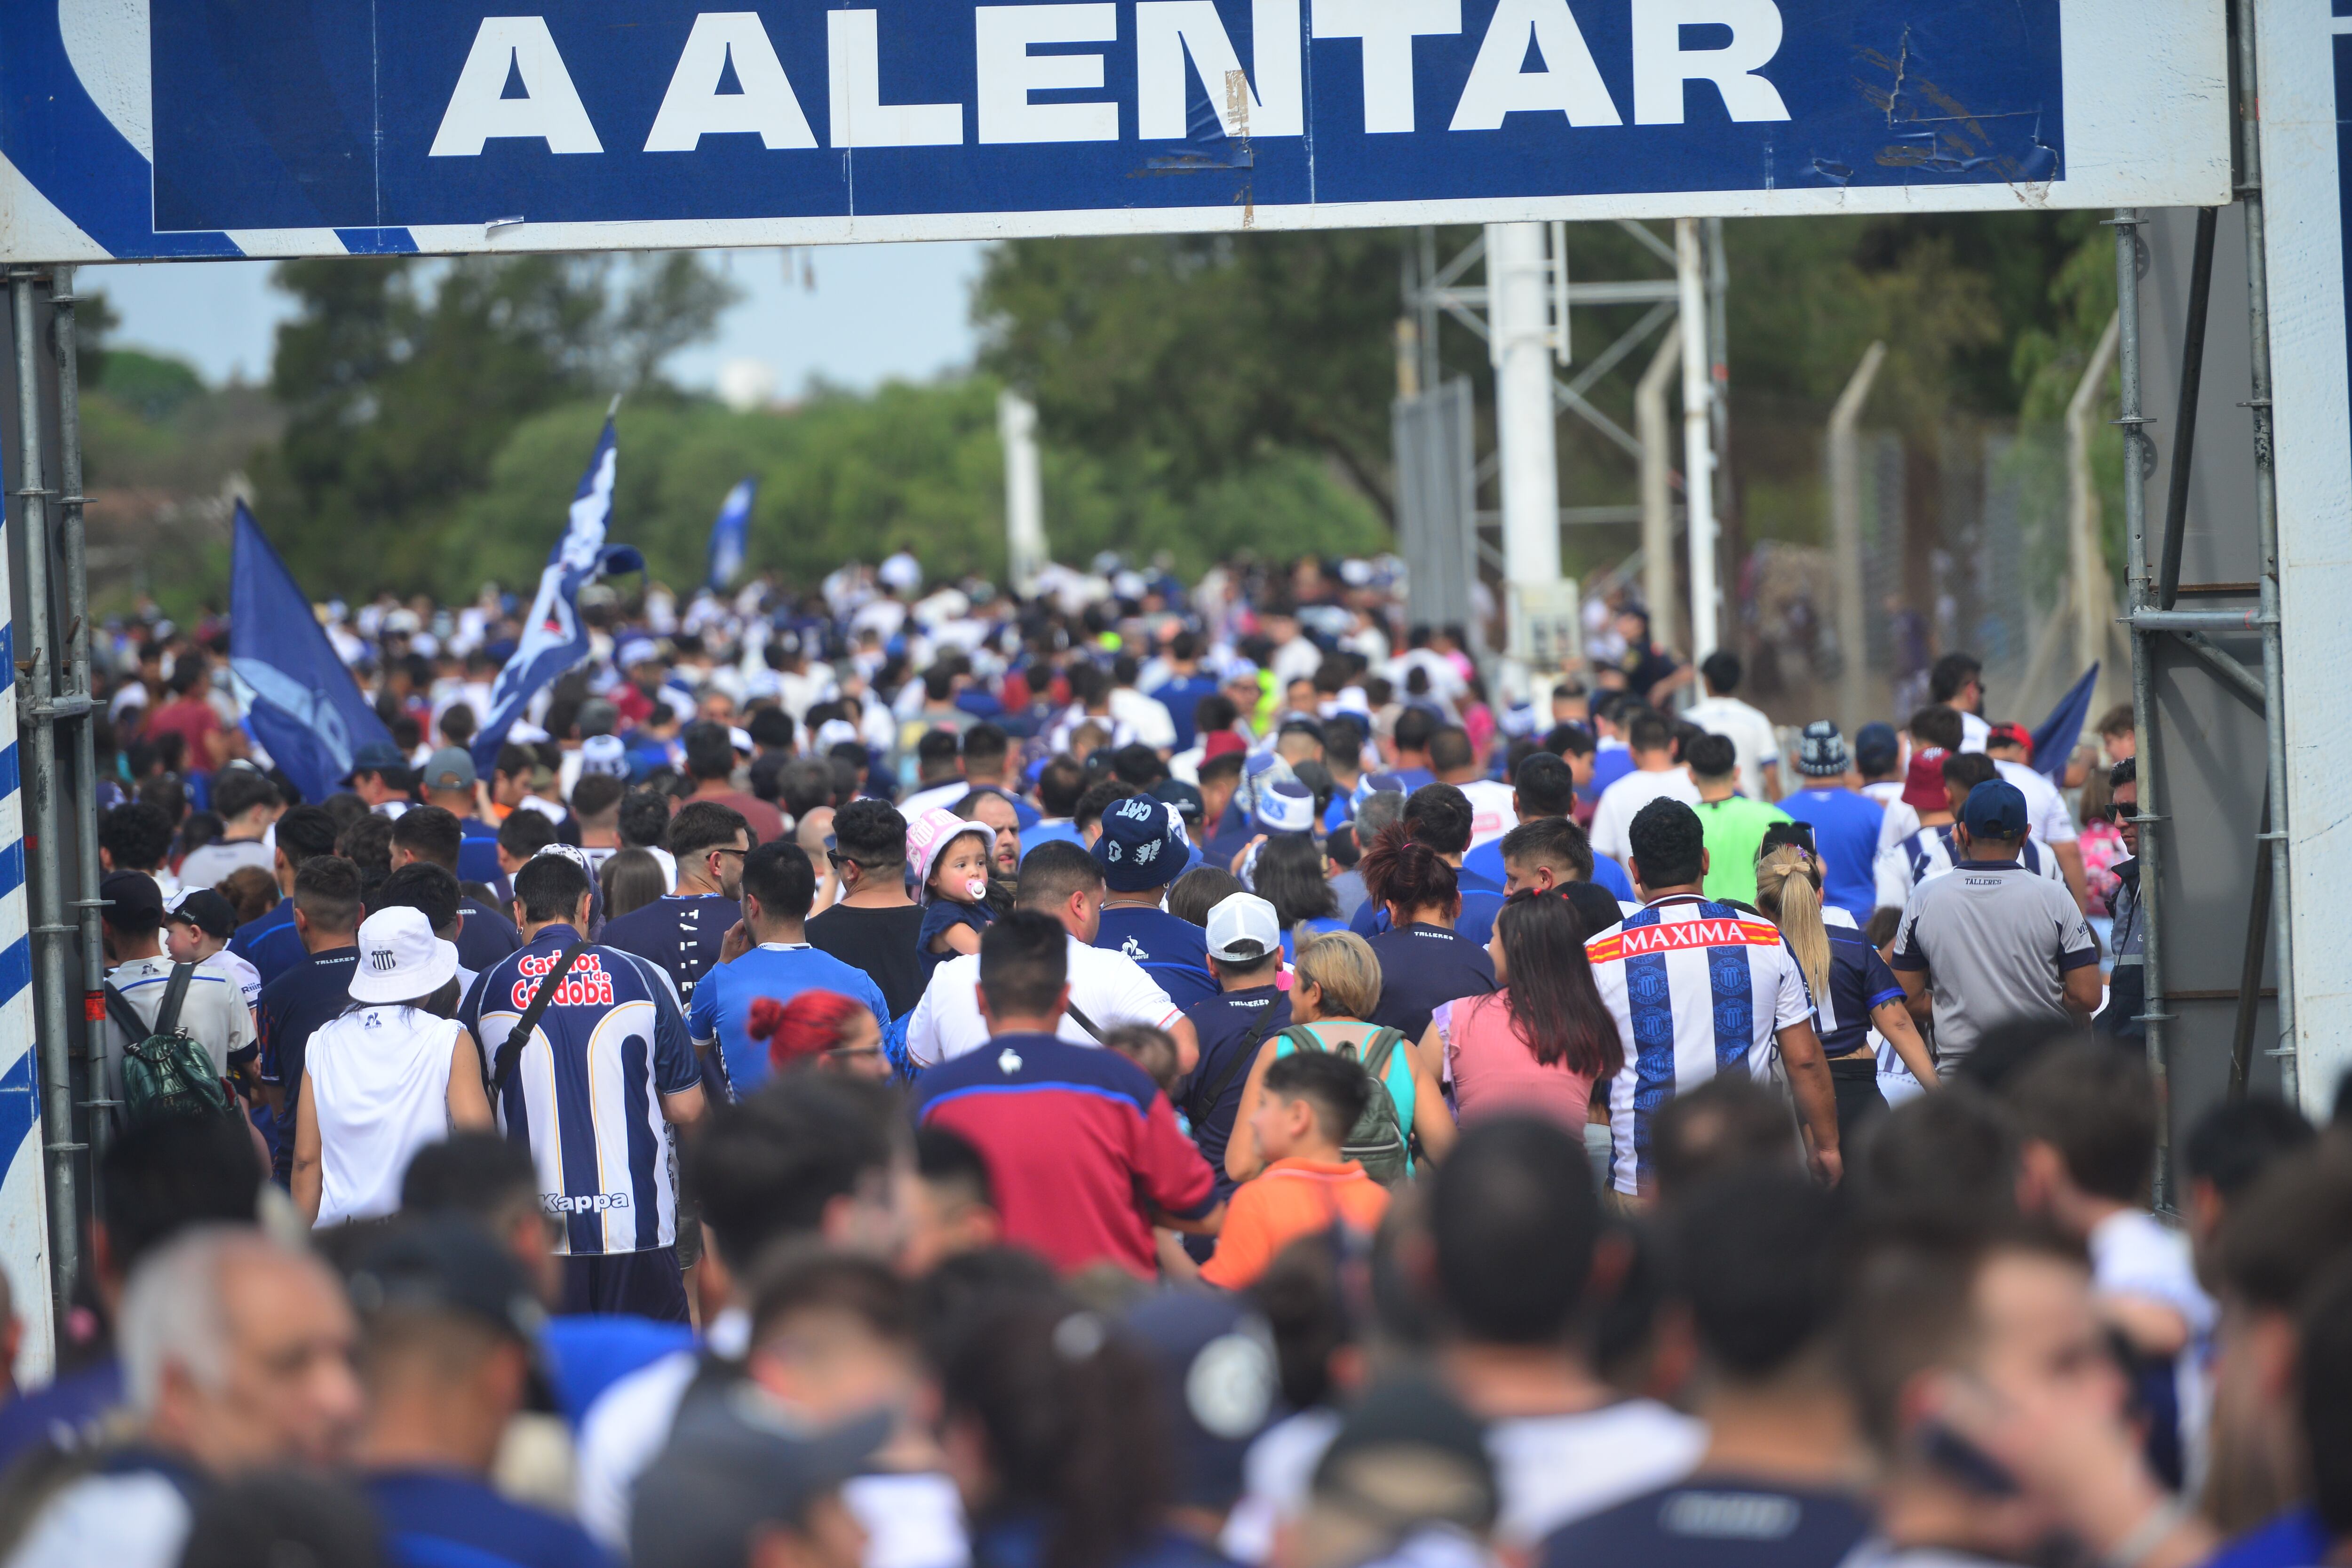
[229,502,395,805]
[471,417,644,777]
[707,477,754,590]
[2030,664,2101,780]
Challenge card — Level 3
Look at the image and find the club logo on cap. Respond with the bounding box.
[369,947,398,972]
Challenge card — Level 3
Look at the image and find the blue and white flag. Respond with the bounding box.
[229,501,396,805]
[2030,664,2101,781]
[707,477,754,590]
[471,417,644,777]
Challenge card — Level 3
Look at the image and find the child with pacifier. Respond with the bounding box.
[908,807,997,983]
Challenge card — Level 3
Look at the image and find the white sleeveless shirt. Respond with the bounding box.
[307,1004,465,1228]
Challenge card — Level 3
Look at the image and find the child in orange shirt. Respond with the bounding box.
[1200,1051,1391,1289]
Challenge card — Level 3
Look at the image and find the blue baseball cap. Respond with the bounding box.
[1093,795,1185,892]
[1125,1290,1280,1510]
[1352,770,1408,806]
[1961,779,2030,839]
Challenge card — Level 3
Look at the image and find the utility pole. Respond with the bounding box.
[1677,219,1718,660]
[997,390,1045,596]
[1487,223,1563,653]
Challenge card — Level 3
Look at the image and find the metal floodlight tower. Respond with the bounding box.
[1397,219,1705,681]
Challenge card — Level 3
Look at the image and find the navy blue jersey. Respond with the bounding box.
[1366,922,1496,1043]
[1350,886,1507,948]
[597,894,742,1004]
[1095,904,1218,1010]
[1539,1478,1871,1568]
[1818,928,1905,1058]
[1177,984,1291,1195]
[255,946,363,1181]
[458,896,522,972]
[368,1469,613,1568]
[231,897,308,989]
[461,926,702,1256]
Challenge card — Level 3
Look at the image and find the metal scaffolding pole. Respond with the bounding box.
[9,274,79,1323]
[2233,0,2298,1107]
[2113,209,2170,1207]
[49,271,105,1194]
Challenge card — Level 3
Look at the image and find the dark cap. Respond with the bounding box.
[1125,1290,1281,1510]
[1960,779,2030,839]
[1312,1374,1497,1534]
[1853,721,1900,775]
[346,1218,546,1345]
[164,889,238,940]
[630,1390,892,1568]
[1092,795,1185,892]
[344,740,409,780]
[101,870,165,932]
[1151,779,1205,826]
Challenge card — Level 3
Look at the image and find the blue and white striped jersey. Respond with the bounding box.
[1588,895,1812,1196]
[461,925,703,1257]
[1874,823,2062,910]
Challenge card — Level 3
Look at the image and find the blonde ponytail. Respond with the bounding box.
[1754,844,1832,1004]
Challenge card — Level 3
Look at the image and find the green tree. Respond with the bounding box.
[976,231,1405,519]
[250,254,737,596]
[440,380,1383,602]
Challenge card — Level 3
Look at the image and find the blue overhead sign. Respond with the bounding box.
[1,0,2228,261]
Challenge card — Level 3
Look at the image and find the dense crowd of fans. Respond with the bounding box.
[13,549,2297,1568]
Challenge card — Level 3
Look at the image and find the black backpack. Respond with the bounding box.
[103,964,232,1124]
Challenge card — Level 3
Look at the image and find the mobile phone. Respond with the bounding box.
[1917,1418,2022,1497]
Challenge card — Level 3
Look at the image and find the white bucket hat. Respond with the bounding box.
[349,906,461,1005]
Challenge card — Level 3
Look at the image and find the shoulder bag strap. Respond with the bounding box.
[1184,1008,1274,1127]
[1062,999,1102,1042]
[493,941,589,1094]
[154,963,197,1037]
[101,983,147,1043]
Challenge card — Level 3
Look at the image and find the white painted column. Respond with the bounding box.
[1487,223,1561,633]
[1677,218,1719,661]
[998,390,1046,597]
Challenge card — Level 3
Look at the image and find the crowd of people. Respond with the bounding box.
[10,549,2312,1568]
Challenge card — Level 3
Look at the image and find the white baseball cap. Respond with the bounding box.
[579,734,629,777]
[1205,892,1281,964]
[1254,780,1318,837]
[348,906,461,1005]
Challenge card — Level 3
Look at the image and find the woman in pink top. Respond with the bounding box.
[1421,888,1625,1128]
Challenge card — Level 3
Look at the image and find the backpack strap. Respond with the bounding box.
[1358,1027,1407,1078]
[1184,1006,1276,1128]
[153,963,197,1038]
[493,941,589,1095]
[100,984,147,1044]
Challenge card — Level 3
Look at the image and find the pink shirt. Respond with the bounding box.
[1437,991,1597,1129]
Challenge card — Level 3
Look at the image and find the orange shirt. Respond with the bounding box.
[1199,1158,1390,1289]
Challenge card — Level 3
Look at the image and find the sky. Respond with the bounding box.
[74,240,989,395]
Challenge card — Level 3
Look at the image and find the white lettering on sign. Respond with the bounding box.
[1135,0,1303,139]
[429,16,605,156]
[977,4,1120,144]
[1448,0,1620,130]
[828,9,966,146]
[1310,0,1462,135]
[1630,0,1790,125]
[644,12,818,151]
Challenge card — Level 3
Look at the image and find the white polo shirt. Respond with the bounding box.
[903,933,1183,1067]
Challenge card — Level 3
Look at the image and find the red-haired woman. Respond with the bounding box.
[748,989,888,1080]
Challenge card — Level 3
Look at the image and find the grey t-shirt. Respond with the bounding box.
[1890,859,2097,1063]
